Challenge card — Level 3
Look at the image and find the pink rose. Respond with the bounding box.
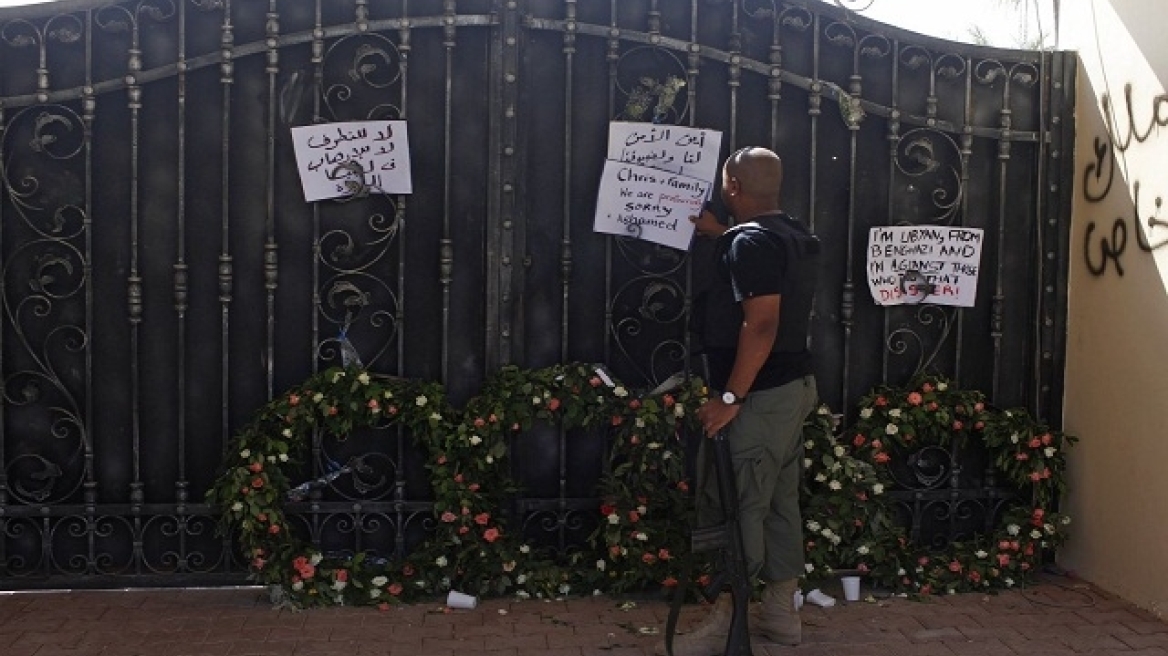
[483,527,501,543]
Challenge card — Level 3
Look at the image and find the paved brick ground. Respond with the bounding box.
[1,576,1164,656]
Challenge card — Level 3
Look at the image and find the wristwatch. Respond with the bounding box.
[721,390,746,405]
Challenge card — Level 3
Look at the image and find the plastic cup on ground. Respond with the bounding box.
[840,575,861,602]
[446,590,478,609]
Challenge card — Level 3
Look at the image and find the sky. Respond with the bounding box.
[0,0,1055,49]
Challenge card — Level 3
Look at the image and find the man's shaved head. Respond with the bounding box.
[725,147,783,201]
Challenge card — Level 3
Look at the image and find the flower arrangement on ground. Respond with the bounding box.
[807,374,1076,595]
[208,367,1075,608]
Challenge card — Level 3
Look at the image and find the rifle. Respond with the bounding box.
[665,427,753,656]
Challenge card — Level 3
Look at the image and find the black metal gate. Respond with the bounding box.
[0,0,1073,589]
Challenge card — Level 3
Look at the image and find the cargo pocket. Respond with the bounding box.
[730,443,768,501]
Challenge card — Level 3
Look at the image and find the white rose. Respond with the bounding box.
[429,412,442,421]
[975,550,988,559]
[231,502,243,512]
[872,484,884,495]
[647,442,661,450]
[331,371,344,383]
[1044,523,1055,535]
[829,480,842,490]
[803,458,813,469]
[435,556,448,567]
[1031,529,1043,539]
[889,409,902,418]
[532,396,542,405]
[857,545,870,555]
[282,428,293,438]
[279,453,289,462]
[596,560,606,571]
[370,589,382,598]
[517,574,527,584]
[559,584,571,595]
[806,521,820,532]
[357,372,371,385]
[313,393,324,403]
[310,553,323,566]
[332,581,347,591]
[673,405,685,418]
[1060,516,1072,525]
[469,436,483,446]
[239,449,251,459]
[634,532,648,541]
[1007,524,1020,536]
[833,446,846,457]
[1044,447,1056,457]
[897,568,906,576]
[1005,577,1015,587]
[486,456,494,464]
[885,423,899,435]
[937,382,948,391]
[637,505,647,515]
[804,440,815,450]
[516,590,530,599]
[805,563,815,573]
[520,544,531,553]
[608,514,620,525]
[372,576,388,586]
[1010,433,1020,444]
[613,386,628,398]
[415,395,428,407]
[635,418,645,428]
[860,408,873,419]
[292,581,304,591]
[814,473,827,483]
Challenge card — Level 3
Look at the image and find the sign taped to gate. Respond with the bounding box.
[866,226,984,307]
[291,120,412,202]
[595,122,723,250]
[592,161,710,251]
[606,122,722,182]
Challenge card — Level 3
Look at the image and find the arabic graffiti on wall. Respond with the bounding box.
[1082,83,1168,277]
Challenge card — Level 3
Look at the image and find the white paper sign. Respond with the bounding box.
[606,122,722,183]
[290,121,412,202]
[592,160,709,251]
[866,226,984,307]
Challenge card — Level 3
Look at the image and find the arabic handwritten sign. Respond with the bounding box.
[606,122,721,182]
[290,120,412,202]
[592,161,710,251]
[866,226,984,307]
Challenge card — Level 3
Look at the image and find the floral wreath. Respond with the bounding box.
[206,363,705,608]
[800,374,1076,596]
[208,367,1074,608]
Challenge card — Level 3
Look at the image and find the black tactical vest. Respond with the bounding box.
[694,212,820,353]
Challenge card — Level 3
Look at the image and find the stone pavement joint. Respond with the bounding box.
[0,576,1163,655]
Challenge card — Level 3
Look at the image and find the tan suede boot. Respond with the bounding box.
[753,579,801,645]
[654,595,733,656]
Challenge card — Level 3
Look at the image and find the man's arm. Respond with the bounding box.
[697,293,780,437]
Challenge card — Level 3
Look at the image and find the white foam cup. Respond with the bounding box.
[446,590,478,609]
[840,575,861,602]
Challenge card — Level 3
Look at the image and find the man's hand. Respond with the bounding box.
[690,208,727,239]
[696,397,742,438]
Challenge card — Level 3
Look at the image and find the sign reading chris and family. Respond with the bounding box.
[593,122,723,251]
[290,120,413,202]
[866,226,984,307]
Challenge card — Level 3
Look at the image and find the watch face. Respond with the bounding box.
[721,391,736,404]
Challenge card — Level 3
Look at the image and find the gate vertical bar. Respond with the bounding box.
[263,1,280,399]
[173,0,191,542]
[218,3,235,452]
[559,0,576,364]
[439,0,457,383]
[488,0,517,369]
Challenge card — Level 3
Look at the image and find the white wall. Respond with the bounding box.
[1059,0,1168,619]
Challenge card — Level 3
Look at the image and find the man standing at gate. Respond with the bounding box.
[661,146,820,656]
